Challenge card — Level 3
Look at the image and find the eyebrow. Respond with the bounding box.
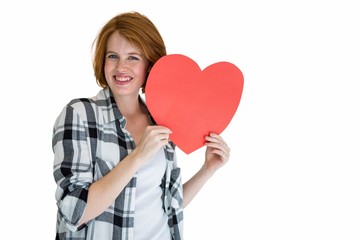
[105,50,143,56]
[128,52,143,57]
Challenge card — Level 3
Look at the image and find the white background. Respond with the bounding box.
[1,0,359,239]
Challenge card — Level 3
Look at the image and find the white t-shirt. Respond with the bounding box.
[134,148,171,240]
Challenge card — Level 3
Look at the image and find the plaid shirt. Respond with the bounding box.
[52,88,183,240]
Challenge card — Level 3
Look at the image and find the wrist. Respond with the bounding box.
[127,148,147,169]
[200,164,215,179]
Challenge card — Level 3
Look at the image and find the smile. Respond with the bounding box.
[114,76,132,85]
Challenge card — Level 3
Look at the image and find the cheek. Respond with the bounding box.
[131,65,146,79]
[134,64,148,77]
[104,61,114,74]
[103,61,116,84]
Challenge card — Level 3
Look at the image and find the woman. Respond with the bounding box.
[52,11,230,240]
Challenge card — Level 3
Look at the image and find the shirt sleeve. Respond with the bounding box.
[52,103,95,232]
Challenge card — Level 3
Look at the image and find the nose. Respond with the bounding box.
[116,60,128,72]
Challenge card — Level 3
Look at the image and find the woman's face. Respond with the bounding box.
[104,31,149,98]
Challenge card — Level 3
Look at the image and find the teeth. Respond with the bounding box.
[116,77,131,82]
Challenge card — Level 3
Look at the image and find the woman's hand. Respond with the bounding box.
[204,133,230,174]
[133,125,172,161]
[182,133,230,207]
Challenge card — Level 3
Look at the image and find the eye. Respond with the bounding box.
[128,55,140,61]
[106,53,119,60]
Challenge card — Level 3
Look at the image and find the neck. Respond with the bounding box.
[114,94,144,118]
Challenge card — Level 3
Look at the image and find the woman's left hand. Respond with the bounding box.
[204,133,230,174]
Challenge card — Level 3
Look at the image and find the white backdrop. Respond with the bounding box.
[1,0,359,239]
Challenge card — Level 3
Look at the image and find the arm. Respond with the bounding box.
[182,133,230,208]
[77,150,145,225]
[53,103,171,229]
[78,125,171,225]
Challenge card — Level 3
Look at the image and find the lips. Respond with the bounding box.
[114,76,132,85]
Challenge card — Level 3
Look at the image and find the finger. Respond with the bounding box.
[208,136,230,150]
[211,148,229,160]
[205,134,228,147]
[156,126,172,134]
[205,140,229,157]
[147,125,172,134]
[154,131,171,142]
[159,133,170,141]
[205,141,230,155]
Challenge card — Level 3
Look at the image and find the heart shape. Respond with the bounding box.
[146,54,244,154]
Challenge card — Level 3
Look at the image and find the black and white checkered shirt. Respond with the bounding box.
[52,88,183,239]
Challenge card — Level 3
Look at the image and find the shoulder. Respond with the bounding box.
[56,88,110,123]
[67,88,109,110]
[66,88,110,114]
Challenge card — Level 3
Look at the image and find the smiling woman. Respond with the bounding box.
[51,11,231,240]
[2,0,359,239]
[103,32,149,98]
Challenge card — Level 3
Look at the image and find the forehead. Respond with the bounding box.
[106,31,140,53]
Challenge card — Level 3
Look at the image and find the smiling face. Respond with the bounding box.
[104,31,149,98]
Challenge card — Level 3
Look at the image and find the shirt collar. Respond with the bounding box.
[96,88,156,127]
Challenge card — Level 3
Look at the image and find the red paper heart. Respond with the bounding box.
[146,54,244,154]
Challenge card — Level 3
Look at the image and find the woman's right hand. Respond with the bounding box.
[133,125,172,162]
